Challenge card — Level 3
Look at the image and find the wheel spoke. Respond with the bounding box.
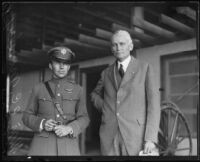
[175,117,181,140]
[160,113,167,140]
[167,109,171,143]
[159,150,170,156]
[177,136,186,144]
[170,113,179,143]
[157,143,166,151]
[176,147,190,151]
[159,134,167,147]
[163,113,168,140]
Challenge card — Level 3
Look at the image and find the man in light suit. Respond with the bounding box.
[91,30,160,155]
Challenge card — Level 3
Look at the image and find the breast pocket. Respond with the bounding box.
[36,130,50,138]
[62,95,79,114]
[38,97,52,114]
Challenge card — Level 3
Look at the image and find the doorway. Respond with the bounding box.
[81,65,108,155]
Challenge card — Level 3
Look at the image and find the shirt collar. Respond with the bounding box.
[117,55,131,72]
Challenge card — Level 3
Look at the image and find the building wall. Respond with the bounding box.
[136,38,197,93]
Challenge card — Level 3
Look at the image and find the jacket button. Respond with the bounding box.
[117,101,120,104]
[57,93,61,96]
[116,113,120,116]
[56,114,60,118]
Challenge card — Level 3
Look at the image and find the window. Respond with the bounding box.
[161,51,199,138]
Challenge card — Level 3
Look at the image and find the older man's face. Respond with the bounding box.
[111,34,133,62]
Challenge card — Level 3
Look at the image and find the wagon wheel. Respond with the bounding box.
[157,101,192,156]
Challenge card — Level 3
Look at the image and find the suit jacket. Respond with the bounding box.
[22,78,89,156]
[91,56,160,155]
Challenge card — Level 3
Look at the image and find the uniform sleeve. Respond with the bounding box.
[144,64,161,144]
[22,85,44,132]
[67,87,90,137]
[90,70,105,112]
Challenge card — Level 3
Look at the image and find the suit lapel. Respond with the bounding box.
[120,56,139,87]
[107,57,139,91]
[108,61,118,91]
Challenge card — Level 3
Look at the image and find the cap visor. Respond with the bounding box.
[51,57,71,64]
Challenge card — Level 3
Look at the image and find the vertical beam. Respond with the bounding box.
[131,7,144,33]
[7,75,10,113]
[131,7,144,47]
[80,72,87,155]
[6,4,16,61]
[5,4,16,114]
[41,8,47,47]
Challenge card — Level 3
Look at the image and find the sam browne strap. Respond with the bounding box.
[44,81,67,120]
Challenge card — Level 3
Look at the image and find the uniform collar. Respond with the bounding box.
[51,76,69,84]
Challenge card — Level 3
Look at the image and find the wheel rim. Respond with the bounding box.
[158,102,193,156]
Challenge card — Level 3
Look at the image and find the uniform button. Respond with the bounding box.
[57,93,61,96]
[56,103,60,108]
[117,100,120,104]
[56,114,60,118]
[116,113,120,116]
[57,84,60,88]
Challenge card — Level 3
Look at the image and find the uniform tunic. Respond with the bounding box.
[22,77,89,156]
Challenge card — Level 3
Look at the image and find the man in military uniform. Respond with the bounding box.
[22,46,90,156]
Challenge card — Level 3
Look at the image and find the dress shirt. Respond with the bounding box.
[40,119,45,131]
[117,55,131,72]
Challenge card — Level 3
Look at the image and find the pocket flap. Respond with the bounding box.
[137,118,145,126]
[62,94,79,101]
[36,130,50,138]
[38,97,52,102]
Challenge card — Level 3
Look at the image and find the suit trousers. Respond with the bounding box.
[108,129,128,156]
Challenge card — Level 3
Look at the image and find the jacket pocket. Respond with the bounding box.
[62,95,79,114]
[62,95,79,101]
[136,118,145,126]
[36,130,49,138]
[38,97,52,102]
[38,97,52,114]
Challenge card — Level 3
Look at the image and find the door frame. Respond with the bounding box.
[79,64,108,155]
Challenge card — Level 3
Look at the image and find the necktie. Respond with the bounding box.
[119,64,124,78]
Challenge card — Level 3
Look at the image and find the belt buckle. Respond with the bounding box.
[52,121,63,132]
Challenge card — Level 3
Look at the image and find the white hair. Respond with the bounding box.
[111,30,133,44]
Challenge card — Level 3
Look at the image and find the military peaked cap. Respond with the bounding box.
[48,46,75,63]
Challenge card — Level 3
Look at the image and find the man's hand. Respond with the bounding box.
[43,119,57,132]
[54,125,73,137]
[143,141,156,154]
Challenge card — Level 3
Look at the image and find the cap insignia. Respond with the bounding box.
[61,48,67,55]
